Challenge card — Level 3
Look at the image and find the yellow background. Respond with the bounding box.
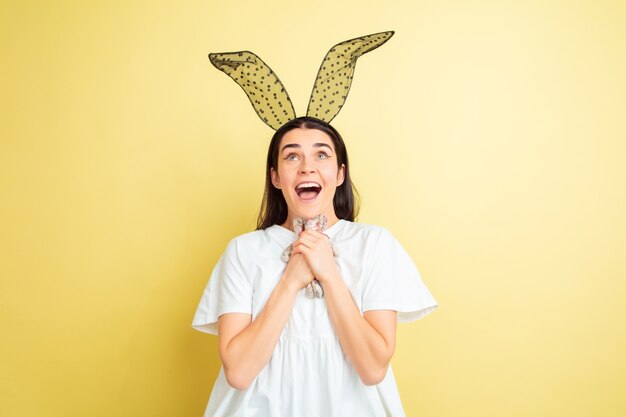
[1,0,625,416]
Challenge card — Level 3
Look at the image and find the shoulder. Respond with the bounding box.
[337,220,393,242]
[222,226,288,261]
[228,228,267,246]
[224,228,270,253]
[335,221,399,253]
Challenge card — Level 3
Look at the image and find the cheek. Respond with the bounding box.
[276,165,296,187]
[321,166,340,184]
[278,165,293,178]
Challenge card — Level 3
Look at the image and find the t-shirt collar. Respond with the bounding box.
[268,219,345,241]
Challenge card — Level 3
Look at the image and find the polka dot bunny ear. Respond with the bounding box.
[209,51,297,130]
[208,31,394,130]
[306,31,395,124]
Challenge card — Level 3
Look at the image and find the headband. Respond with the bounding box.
[208,31,395,130]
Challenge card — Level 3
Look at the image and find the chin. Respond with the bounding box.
[292,208,320,220]
[285,192,334,221]
[294,204,333,221]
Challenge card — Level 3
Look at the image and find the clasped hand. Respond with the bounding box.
[286,229,338,288]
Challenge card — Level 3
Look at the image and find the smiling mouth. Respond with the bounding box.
[295,182,322,200]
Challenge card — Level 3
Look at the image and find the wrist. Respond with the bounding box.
[318,269,342,287]
[278,274,303,296]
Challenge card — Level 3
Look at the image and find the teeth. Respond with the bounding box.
[296,182,320,189]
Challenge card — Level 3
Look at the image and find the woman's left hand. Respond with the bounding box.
[291,229,339,284]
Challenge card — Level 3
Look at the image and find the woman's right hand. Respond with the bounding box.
[282,251,314,293]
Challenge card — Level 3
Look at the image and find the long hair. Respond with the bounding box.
[256,116,359,230]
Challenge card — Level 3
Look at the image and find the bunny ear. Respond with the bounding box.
[209,51,297,130]
[306,31,395,123]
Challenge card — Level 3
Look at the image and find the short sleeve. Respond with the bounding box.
[191,238,253,335]
[361,228,439,322]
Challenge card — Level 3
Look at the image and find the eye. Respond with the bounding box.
[283,153,300,161]
[317,152,331,160]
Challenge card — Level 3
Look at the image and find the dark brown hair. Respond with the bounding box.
[256,116,359,230]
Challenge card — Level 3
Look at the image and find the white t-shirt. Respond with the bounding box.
[192,220,439,417]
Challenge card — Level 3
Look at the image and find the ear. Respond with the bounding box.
[337,163,345,187]
[270,167,281,189]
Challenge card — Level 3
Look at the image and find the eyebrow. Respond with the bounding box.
[280,143,333,153]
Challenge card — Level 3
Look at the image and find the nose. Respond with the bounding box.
[299,157,315,174]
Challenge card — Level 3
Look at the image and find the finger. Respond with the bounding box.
[291,243,316,256]
[292,237,312,249]
[308,230,332,245]
[298,230,330,246]
[293,244,313,260]
[300,229,327,239]
[291,244,304,255]
[294,234,319,247]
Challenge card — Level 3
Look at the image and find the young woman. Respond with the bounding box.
[192,116,438,416]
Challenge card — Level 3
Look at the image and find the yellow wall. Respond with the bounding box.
[2,0,625,416]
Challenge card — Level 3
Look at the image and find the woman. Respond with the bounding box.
[192,116,438,416]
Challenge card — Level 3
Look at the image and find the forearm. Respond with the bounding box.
[220,277,299,389]
[323,274,395,385]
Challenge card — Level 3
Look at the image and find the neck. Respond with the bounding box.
[281,213,340,232]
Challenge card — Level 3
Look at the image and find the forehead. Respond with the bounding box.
[279,128,335,151]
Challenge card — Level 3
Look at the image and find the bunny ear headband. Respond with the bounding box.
[208,30,394,130]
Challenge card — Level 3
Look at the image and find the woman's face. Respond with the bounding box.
[271,127,345,227]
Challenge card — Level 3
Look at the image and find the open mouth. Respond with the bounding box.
[295,182,322,200]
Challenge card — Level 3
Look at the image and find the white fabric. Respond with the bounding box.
[192,220,439,417]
